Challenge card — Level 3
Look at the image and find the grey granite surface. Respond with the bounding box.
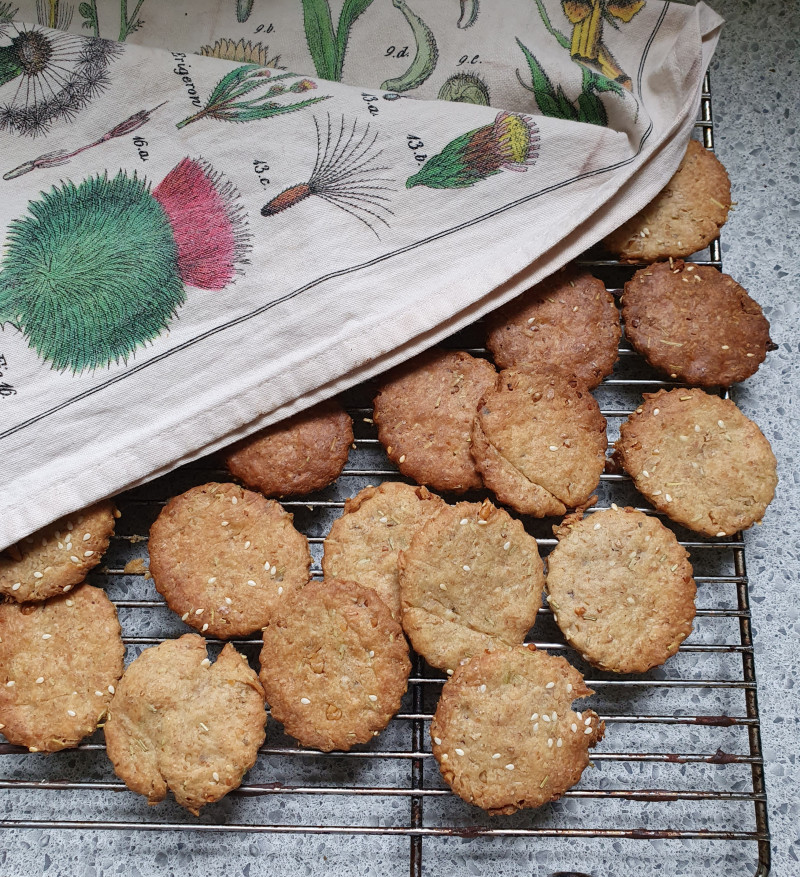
[1,1,798,875]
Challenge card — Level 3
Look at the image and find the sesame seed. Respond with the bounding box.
[11,583,20,591]
[460,518,469,525]
[584,717,592,725]
[35,677,44,684]
[584,727,593,735]
[231,497,238,504]
[108,685,115,694]
[201,623,209,632]
[369,650,375,658]
[83,533,91,541]
[67,710,76,717]
[398,455,406,463]
[546,682,555,689]
[247,580,257,586]
[557,738,563,747]
[244,541,251,549]
[42,634,51,640]
[576,711,582,720]
[455,748,465,756]
[95,690,103,697]
[212,772,220,782]
[665,494,672,503]
[547,738,553,748]
[549,445,558,452]
[503,542,510,550]
[626,596,635,605]
[221,521,229,526]
[551,712,557,721]
[441,753,448,760]
[6,681,15,687]
[695,424,701,432]
[652,490,662,496]
[195,608,204,615]
[439,583,447,591]
[270,565,277,575]
[181,612,189,621]
[63,585,72,593]
[533,723,538,731]
[462,565,470,572]
[746,353,755,357]
[530,713,538,721]
[0,723,3,729]
[201,658,211,667]
[653,408,659,415]
[716,531,726,538]
[300,697,311,705]
[566,683,572,693]
[67,522,73,531]
[642,470,650,478]
[379,516,388,523]
[277,586,284,596]
[542,714,550,722]
[369,694,378,702]
[505,763,514,770]
[611,503,618,511]
[593,523,601,530]
[718,420,725,428]
[721,345,729,350]
[70,556,80,563]
[33,571,44,579]
[446,669,454,676]
[479,684,486,693]
[58,543,64,549]
[207,577,217,584]
[434,737,442,745]
[477,519,487,525]
[491,753,501,759]
[670,563,678,571]
[264,561,271,571]
[571,723,578,732]
[84,550,94,558]
[225,597,232,605]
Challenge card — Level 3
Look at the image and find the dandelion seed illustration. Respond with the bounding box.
[0,23,120,137]
[261,115,394,237]
[406,111,539,190]
[0,157,250,373]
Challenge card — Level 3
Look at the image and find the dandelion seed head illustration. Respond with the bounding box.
[0,25,120,136]
[261,115,394,237]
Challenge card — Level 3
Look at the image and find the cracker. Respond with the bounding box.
[149,482,311,638]
[373,349,497,492]
[605,139,731,262]
[322,482,446,617]
[104,634,266,815]
[621,261,774,386]
[224,399,353,498]
[615,388,777,536]
[259,579,410,752]
[0,500,116,602]
[430,646,604,814]
[0,584,124,752]
[471,369,607,517]
[486,268,620,389]
[399,499,543,673]
[546,506,696,673]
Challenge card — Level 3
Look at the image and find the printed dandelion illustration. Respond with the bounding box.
[176,64,329,129]
[199,39,283,69]
[0,157,250,373]
[262,115,393,237]
[0,24,120,136]
[406,111,539,190]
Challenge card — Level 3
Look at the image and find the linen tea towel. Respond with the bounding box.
[0,0,723,548]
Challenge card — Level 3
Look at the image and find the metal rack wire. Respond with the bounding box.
[0,73,771,876]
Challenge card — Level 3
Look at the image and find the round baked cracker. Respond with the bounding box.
[615,389,777,536]
[430,646,604,815]
[605,139,731,262]
[322,482,446,617]
[224,399,354,498]
[546,506,696,673]
[621,261,774,387]
[0,500,116,602]
[486,268,620,389]
[0,584,124,752]
[259,579,410,752]
[149,483,311,638]
[373,349,497,493]
[399,499,543,673]
[471,369,607,518]
[104,634,266,815]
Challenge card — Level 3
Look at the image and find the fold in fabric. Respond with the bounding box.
[0,1,722,549]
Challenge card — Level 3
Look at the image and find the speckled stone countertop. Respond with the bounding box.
[1,2,797,875]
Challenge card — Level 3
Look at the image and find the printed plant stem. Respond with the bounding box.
[78,0,99,37]
[380,0,437,92]
[118,0,146,42]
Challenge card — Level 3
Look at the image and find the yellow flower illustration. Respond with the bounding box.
[199,39,284,69]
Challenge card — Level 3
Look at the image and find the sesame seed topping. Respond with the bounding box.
[201,623,209,632]
[83,533,91,541]
[455,748,465,756]
[542,714,550,722]
[576,712,582,720]
[585,727,593,734]
[278,586,284,596]
[67,522,73,531]
[459,518,469,526]
[446,669,454,676]
[718,420,725,428]
[505,763,514,770]
[441,753,448,760]
[549,445,558,451]
[195,608,204,615]
[503,542,511,550]
[181,612,189,621]
[557,738,563,747]
[566,683,572,693]
[369,694,378,702]
[369,650,375,658]
[84,550,94,558]
[398,455,406,463]
[300,697,311,705]
[547,738,553,748]
[11,583,21,591]
[716,531,726,537]
[207,577,217,584]
[95,690,103,696]
[642,470,650,478]
[379,516,388,523]
[479,684,486,693]
[653,408,659,415]
[225,597,232,605]
[201,658,211,667]
[35,677,44,684]
[248,580,257,586]
[626,596,635,604]
[695,424,701,432]
[585,717,592,725]
[212,772,220,782]
[593,523,601,530]
[434,737,442,745]
[199,722,208,731]
[264,561,271,571]
[70,556,80,563]
[244,541,251,549]
[6,681,15,687]
[611,503,619,511]
[42,634,51,640]
[33,571,44,579]
[108,685,115,694]
[490,753,501,759]
[546,682,555,689]
[67,710,76,717]
[231,496,238,504]
[0,723,3,729]
[221,521,229,526]
[271,565,277,575]
[665,494,672,503]
[462,565,470,572]
[652,490,662,496]
[439,583,447,591]
[571,723,578,732]
[531,713,538,721]
[63,585,72,593]
[533,723,539,731]
[551,712,557,722]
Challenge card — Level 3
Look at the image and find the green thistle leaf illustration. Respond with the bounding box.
[0,172,184,373]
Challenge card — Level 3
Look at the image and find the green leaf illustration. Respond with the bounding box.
[380,0,437,93]
[334,0,375,80]
[302,0,337,80]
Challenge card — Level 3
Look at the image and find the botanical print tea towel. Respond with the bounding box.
[0,1,722,548]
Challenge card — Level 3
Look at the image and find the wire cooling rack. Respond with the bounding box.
[0,74,771,876]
